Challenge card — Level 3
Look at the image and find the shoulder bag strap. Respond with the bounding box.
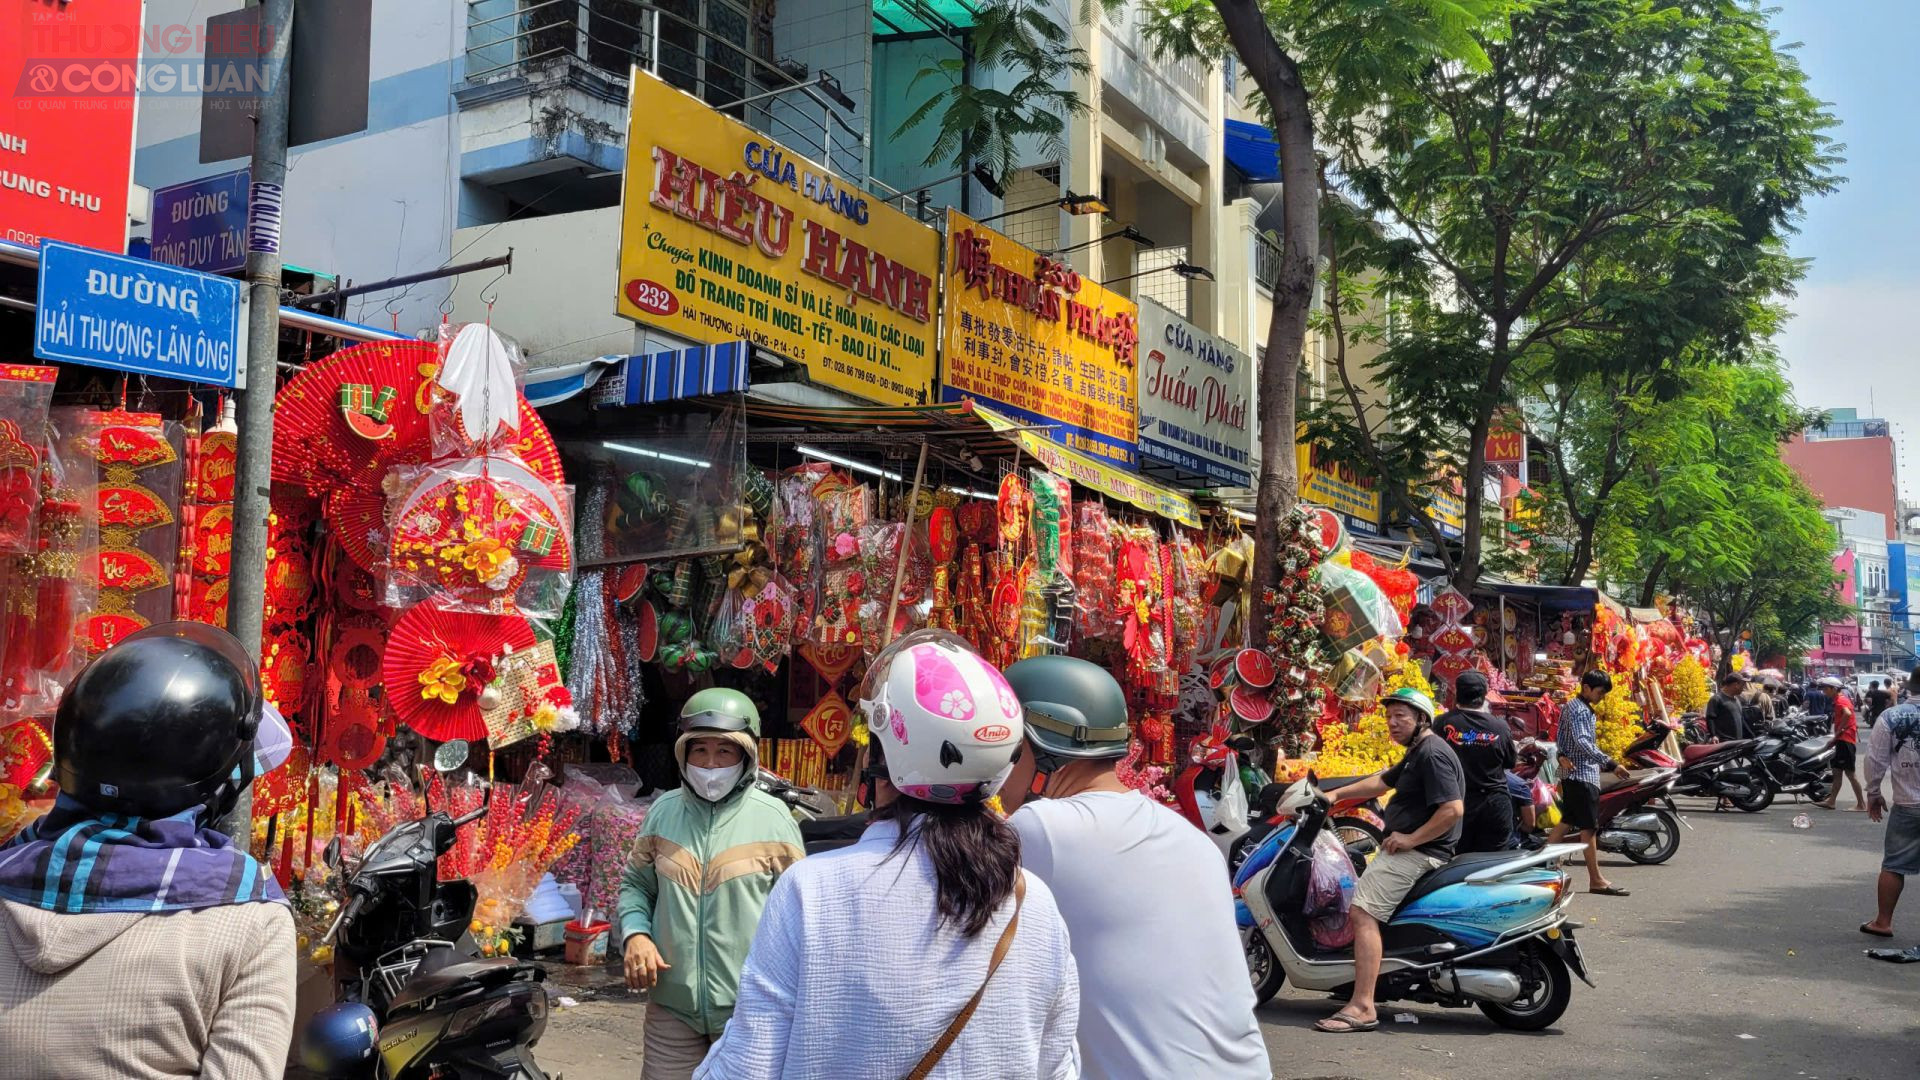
[904,873,1026,1080]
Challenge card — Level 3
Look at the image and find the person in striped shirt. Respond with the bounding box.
[1550,670,1633,897]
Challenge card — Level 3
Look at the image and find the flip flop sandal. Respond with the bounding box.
[1314,1013,1380,1033]
[1591,885,1631,897]
[1860,923,1895,938]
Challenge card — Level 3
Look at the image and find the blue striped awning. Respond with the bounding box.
[1225,119,1281,182]
[552,342,750,408]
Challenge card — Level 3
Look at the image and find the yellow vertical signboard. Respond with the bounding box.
[615,72,939,406]
[939,210,1140,467]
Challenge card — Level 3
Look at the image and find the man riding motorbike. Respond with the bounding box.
[1000,655,1269,1079]
[1309,688,1465,1034]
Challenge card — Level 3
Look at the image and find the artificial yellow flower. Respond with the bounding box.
[419,656,468,704]
[460,537,511,581]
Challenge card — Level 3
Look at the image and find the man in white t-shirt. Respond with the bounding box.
[1002,655,1271,1080]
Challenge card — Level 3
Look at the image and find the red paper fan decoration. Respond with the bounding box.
[272,341,565,493]
[382,604,537,742]
[387,471,571,601]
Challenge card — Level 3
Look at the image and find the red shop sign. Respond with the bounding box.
[0,0,146,252]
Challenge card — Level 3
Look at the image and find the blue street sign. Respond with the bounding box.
[150,169,250,275]
[34,240,246,388]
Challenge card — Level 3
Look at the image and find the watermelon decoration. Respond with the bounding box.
[1235,648,1276,689]
[1229,683,1275,723]
[636,600,660,663]
[1208,654,1237,691]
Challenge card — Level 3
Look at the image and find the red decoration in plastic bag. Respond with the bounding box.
[0,718,51,789]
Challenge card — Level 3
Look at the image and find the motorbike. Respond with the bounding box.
[309,800,552,1078]
[1234,776,1590,1031]
[1749,719,1838,802]
[1172,730,1258,862]
[1591,768,1683,864]
[1624,717,1772,812]
[756,767,866,855]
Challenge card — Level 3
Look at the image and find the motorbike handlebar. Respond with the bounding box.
[319,892,368,948]
[452,806,488,828]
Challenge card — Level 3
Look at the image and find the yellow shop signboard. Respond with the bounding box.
[940,210,1140,467]
[616,72,939,406]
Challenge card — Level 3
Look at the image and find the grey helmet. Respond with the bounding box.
[1004,655,1132,761]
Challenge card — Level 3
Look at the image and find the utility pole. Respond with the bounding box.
[227,0,295,830]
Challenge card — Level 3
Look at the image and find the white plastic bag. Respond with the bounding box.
[1213,761,1249,835]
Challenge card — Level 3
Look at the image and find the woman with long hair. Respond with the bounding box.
[694,631,1080,1079]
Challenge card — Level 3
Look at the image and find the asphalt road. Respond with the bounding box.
[535,792,1920,1080]
[1256,794,1919,1080]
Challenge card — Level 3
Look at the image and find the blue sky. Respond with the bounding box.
[1771,1,1920,498]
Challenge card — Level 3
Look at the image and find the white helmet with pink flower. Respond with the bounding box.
[855,630,1025,805]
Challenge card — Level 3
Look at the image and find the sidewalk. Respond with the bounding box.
[533,953,653,1079]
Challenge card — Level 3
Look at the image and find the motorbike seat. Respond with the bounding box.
[1395,850,1523,913]
[389,957,526,1011]
[1319,775,1369,793]
[1786,737,1830,761]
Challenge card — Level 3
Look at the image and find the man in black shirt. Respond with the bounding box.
[1705,671,1749,742]
[1313,687,1464,1034]
[1438,671,1518,853]
[1866,680,1893,728]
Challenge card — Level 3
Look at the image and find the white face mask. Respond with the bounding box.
[685,762,744,802]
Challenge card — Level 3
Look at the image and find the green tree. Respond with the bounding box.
[1590,362,1843,668]
[1139,0,1507,637]
[1307,0,1838,593]
[890,2,1093,186]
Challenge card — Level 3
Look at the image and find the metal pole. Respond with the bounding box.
[227,0,296,831]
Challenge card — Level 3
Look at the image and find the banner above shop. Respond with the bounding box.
[1297,437,1382,528]
[940,210,1140,467]
[1414,471,1466,540]
[1135,298,1252,489]
[34,240,246,388]
[978,406,1197,526]
[615,72,938,407]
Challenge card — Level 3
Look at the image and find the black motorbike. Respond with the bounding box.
[1751,715,1838,802]
[1625,718,1772,812]
[307,804,552,1078]
[757,767,866,855]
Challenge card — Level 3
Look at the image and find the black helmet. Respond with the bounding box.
[54,621,264,819]
[1004,655,1131,760]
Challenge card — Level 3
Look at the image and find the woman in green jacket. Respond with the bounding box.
[619,688,804,1080]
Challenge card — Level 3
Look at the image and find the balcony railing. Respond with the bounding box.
[463,0,862,176]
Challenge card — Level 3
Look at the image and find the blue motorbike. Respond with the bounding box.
[1235,777,1591,1030]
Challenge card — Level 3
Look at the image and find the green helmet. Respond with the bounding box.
[1382,687,1437,723]
[1004,655,1131,760]
[679,687,761,737]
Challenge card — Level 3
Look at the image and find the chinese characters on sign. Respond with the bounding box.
[1135,299,1252,488]
[940,210,1140,467]
[616,72,938,406]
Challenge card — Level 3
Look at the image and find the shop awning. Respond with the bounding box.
[523,355,623,408]
[1225,119,1282,182]
[1474,579,1599,611]
[742,397,1202,527]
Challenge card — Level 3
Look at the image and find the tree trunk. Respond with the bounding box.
[1560,526,1595,589]
[1638,553,1670,608]
[1212,0,1316,642]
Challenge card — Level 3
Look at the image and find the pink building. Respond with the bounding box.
[1781,426,1898,540]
